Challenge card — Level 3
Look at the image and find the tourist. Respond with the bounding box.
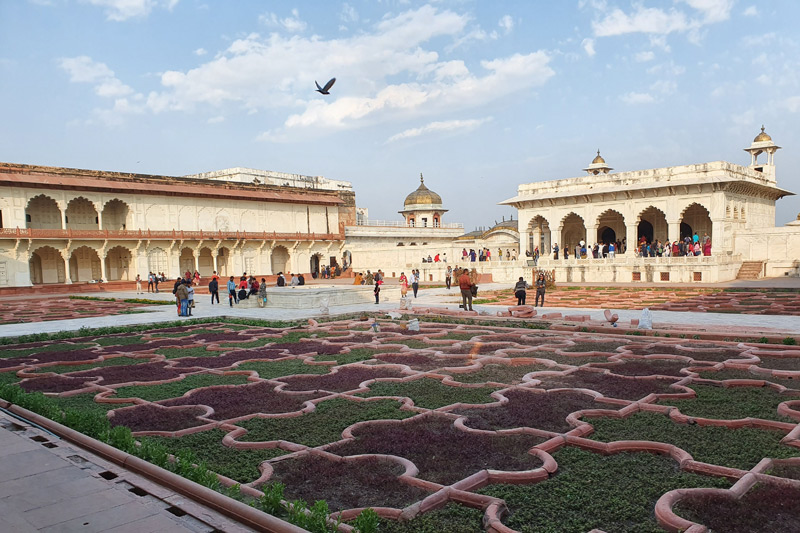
[259,278,267,307]
[238,276,249,297]
[694,241,702,256]
[227,276,237,305]
[445,266,452,290]
[434,253,440,262]
[564,247,569,260]
[498,248,503,261]
[365,271,374,285]
[374,278,381,304]
[298,273,305,285]
[277,272,286,287]
[534,247,540,265]
[153,274,159,293]
[209,276,219,305]
[186,281,195,316]
[514,277,530,305]
[693,232,700,246]
[353,272,363,285]
[535,273,546,307]
[458,268,473,311]
[442,252,447,262]
[212,270,219,282]
[147,272,154,293]
[193,270,201,285]
[176,280,189,317]
[608,242,615,259]
[249,277,260,298]
[553,243,559,260]
[376,270,384,283]
[411,269,419,298]
[399,272,408,297]
[462,248,468,260]
[427,254,432,263]
[703,239,712,256]
[506,249,511,260]
[290,273,299,286]
[135,274,142,294]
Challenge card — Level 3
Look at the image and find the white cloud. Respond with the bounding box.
[386,117,492,143]
[620,91,655,104]
[59,55,114,83]
[259,8,307,33]
[194,48,207,56]
[590,0,731,38]
[82,0,179,22]
[680,0,734,23]
[207,115,225,124]
[649,79,676,94]
[135,5,553,140]
[59,56,138,122]
[498,15,514,34]
[635,50,655,62]
[742,6,758,17]
[341,3,358,23]
[582,38,596,57]
[742,32,776,47]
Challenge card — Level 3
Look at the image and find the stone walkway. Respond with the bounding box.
[1,282,799,338]
[0,410,253,532]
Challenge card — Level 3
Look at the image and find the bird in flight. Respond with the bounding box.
[315,77,336,95]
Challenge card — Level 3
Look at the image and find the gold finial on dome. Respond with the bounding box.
[592,149,606,165]
[754,125,772,143]
[420,172,424,183]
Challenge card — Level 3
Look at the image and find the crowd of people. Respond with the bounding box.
[314,264,341,279]
[459,248,517,262]
[547,232,712,260]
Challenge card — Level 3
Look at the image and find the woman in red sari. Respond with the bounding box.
[703,239,712,256]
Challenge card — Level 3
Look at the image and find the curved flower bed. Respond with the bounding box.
[535,369,678,401]
[276,366,406,393]
[266,454,431,511]
[110,403,209,432]
[331,415,545,485]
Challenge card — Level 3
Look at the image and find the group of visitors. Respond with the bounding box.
[172,273,196,317]
[635,233,711,257]
[398,270,419,299]
[315,264,339,279]
[457,267,480,311]
[142,271,168,293]
[513,273,547,307]
[353,269,385,286]
[460,248,517,262]
[421,253,447,263]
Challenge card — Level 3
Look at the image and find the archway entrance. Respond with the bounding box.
[527,216,551,254]
[102,200,130,231]
[179,248,195,276]
[30,246,65,284]
[637,207,668,245]
[560,213,586,254]
[26,195,61,229]
[105,246,132,281]
[681,203,712,242]
[271,246,290,274]
[680,222,693,240]
[342,250,352,270]
[69,246,101,282]
[198,248,214,276]
[596,209,625,250]
[66,198,99,230]
[217,247,230,277]
[310,253,323,276]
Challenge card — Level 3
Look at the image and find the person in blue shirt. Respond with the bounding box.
[227,276,238,306]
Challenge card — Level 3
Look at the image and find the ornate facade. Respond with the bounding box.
[0,163,354,287]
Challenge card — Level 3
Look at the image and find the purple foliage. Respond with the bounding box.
[163,380,320,420]
[457,389,609,432]
[20,375,96,393]
[277,367,405,392]
[536,369,677,400]
[67,362,182,385]
[271,341,342,355]
[171,348,286,369]
[110,404,207,432]
[331,416,545,485]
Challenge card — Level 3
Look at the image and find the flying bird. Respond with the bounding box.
[315,77,336,95]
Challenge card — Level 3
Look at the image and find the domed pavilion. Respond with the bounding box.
[399,173,447,227]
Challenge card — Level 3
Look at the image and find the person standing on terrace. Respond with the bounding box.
[458,269,473,311]
[227,276,238,306]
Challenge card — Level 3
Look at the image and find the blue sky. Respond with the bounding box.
[2,0,799,229]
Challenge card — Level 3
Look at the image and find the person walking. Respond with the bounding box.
[514,277,530,305]
[445,266,452,290]
[259,277,267,307]
[374,279,381,304]
[227,276,237,306]
[209,276,220,305]
[147,272,154,293]
[535,273,546,307]
[153,274,160,293]
[458,268,473,311]
[186,282,195,316]
[135,274,142,294]
[411,269,419,298]
[399,272,408,297]
[176,280,190,317]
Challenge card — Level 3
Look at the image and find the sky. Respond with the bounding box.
[1,0,799,230]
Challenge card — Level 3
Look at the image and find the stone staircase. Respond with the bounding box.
[737,261,764,280]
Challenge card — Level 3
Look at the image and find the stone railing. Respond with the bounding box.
[0,228,344,241]
[355,219,464,229]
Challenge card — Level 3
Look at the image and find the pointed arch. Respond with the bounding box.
[26,195,61,229]
[596,209,626,246]
[65,197,99,230]
[680,203,712,242]
[102,199,130,230]
[636,206,668,244]
[560,212,586,252]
